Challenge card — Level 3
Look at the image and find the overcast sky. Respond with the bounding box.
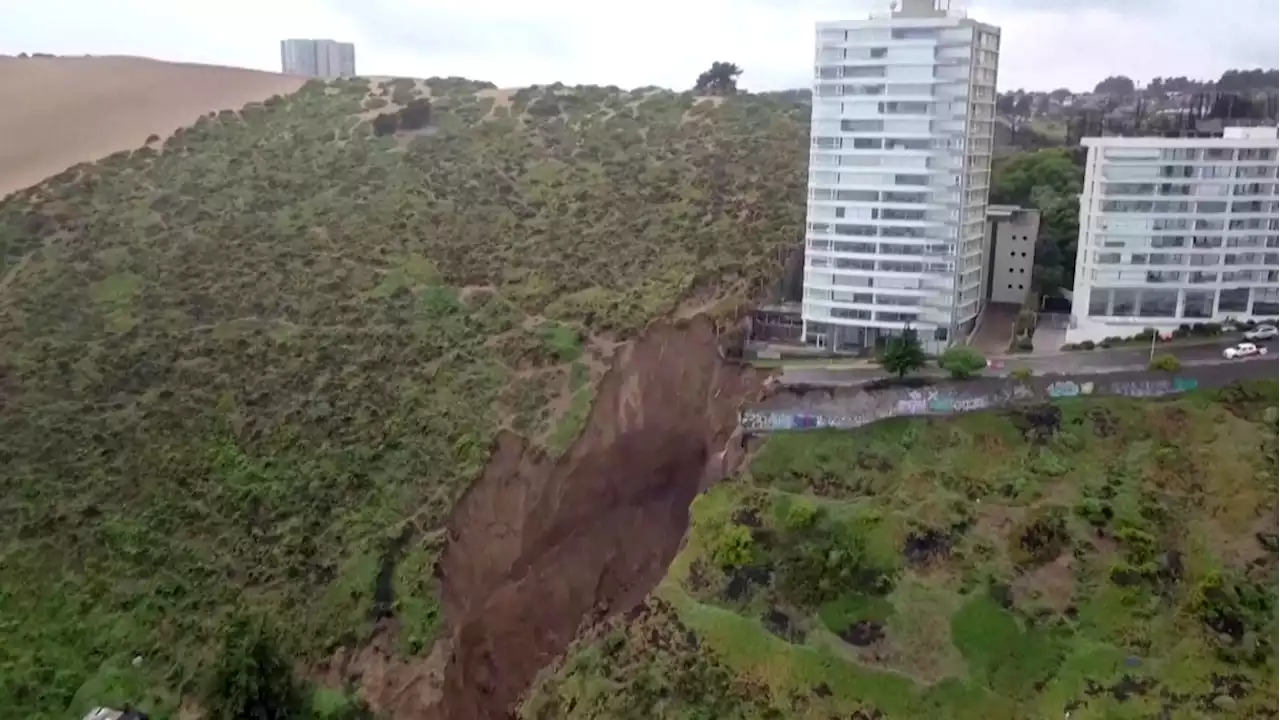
[3,0,1277,92]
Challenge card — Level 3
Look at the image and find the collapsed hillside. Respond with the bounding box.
[0,74,806,718]
[434,316,765,718]
[524,382,1280,719]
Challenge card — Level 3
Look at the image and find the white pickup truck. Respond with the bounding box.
[1222,342,1268,360]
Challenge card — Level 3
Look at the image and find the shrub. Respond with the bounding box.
[206,616,304,720]
[1149,354,1182,372]
[710,524,755,570]
[363,96,388,110]
[1204,322,1224,336]
[1010,367,1033,381]
[1009,506,1071,567]
[938,345,988,379]
[398,98,432,130]
[782,501,819,531]
[370,113,399,137]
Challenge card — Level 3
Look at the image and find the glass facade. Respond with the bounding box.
[802,14,1000,352]
[1071,134,1280,341]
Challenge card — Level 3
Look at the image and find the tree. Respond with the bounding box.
[206,615,304,720]
[1093,75,1136,96]
[879,326,927,378]
[938,346,987,379]
[990,148,1084,294]
[694,62,743,96]
[990,148,1081,207]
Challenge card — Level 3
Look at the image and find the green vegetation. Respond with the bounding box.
[990,148,1083,294]
[694,61,744,96]
[0,75,809,718]
[938,345,987,379]
[205,616,304,720]
[1149,353,1182,372]
[878,326,927,378]
[526,381,1280,718]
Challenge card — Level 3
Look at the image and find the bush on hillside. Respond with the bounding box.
[398,98,432,130]
[371,112,400,137]
[206,616,304,720]
[1149,354,1182,372]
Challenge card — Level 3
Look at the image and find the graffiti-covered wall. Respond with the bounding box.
[741,359,1276,433]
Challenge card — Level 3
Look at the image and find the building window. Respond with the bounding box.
[1111,289,1138,317]
[1088,290,1109,316]
[841,119,884,132]
[1182,290,1214,318]
[1253,287,1279,316]
[1139,289,1178,317]
[1218,288,1250,313]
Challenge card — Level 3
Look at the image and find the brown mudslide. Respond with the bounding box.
[433,315,765,719]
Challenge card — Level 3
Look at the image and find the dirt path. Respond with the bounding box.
[415,315,767,719]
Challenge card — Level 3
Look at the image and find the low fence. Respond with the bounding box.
[741,359,1276,434]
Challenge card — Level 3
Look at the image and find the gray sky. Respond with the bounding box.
[3,0,1277,92]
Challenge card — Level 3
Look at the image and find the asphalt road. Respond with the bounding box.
[782,338,1279,386]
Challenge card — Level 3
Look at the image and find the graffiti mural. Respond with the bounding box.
[895,391,929,415]
[742,362,1269,435]
[1046,381,1080,398]
[952,396,991,412]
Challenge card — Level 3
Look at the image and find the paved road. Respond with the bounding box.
[782,338,1279,386]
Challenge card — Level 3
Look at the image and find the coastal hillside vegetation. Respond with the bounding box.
[524,382,1279,719]
[0,75,807,718]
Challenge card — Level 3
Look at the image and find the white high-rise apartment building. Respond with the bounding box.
[280,39,356,79]
[801,0,1000,354]
[1068,127,1280,343]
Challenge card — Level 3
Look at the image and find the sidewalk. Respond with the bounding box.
[993,333,1240,361]
[757,333,1241,371]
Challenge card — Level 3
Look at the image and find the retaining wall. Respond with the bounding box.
[741,358,1276,434]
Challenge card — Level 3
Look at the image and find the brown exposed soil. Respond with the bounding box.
[414,314,766,719]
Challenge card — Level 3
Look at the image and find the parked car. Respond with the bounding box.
[1222,342,1268,359]
[1243,324,1278,342]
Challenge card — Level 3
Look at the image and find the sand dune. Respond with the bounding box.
[0,55,307,198]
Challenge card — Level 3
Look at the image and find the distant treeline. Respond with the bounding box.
[1094,68,1279,96]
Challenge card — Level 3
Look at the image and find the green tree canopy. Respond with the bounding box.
[990,148,1081,208]
[879,327,927,378]
[991,148,1084,294]
[1094,75,1136,96]
[694,62,743,96]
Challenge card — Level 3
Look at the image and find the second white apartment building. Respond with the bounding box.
[1067,126,1279,343]
[281,39,356,79]
[801,0,1000,354]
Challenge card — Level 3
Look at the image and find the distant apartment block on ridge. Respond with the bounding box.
[1068,126,1280,343]
[801,0,1000,354]
[280,39,356,79]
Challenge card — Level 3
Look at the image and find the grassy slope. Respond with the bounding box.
[0,77,807,718]
[523,382,1280,719]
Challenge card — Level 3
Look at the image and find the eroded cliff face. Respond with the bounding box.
[430,315,766,719]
